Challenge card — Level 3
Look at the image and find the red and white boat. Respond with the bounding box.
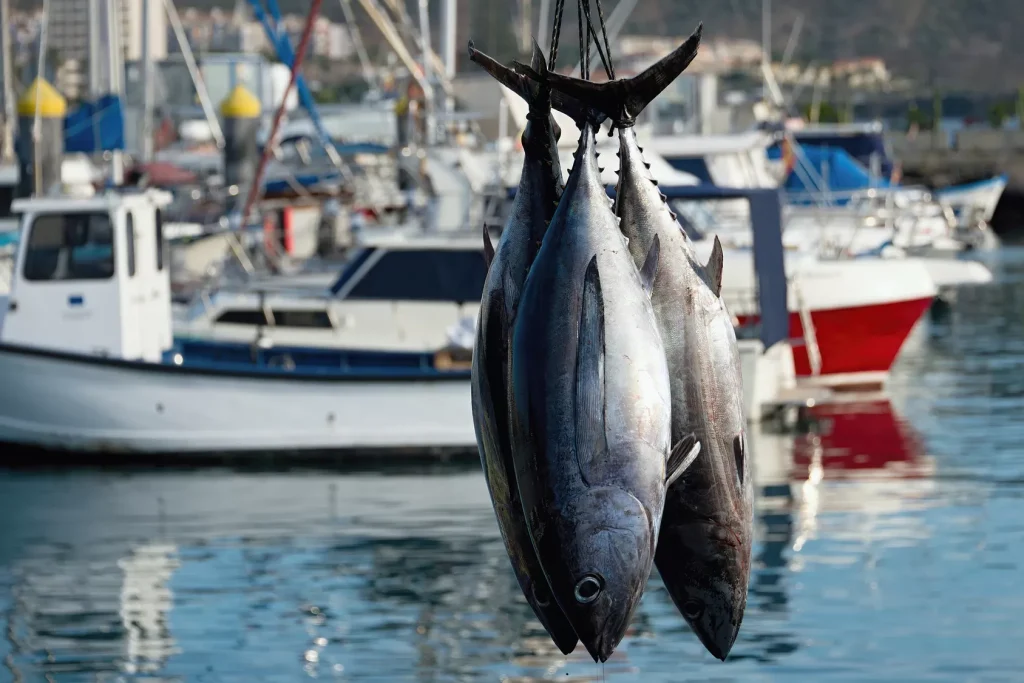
[691,242,938,391]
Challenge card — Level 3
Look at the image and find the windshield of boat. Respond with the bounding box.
[339,248,488,304]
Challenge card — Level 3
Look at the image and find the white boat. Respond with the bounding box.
[0,189,474,456]
[686,239,937,390]
[646,130,996,261]
[191,185,938,393]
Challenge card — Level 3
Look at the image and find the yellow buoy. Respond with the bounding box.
[17,78,67,118]
[219,84,262,119]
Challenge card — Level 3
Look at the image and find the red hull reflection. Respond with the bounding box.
[791,398,928,478]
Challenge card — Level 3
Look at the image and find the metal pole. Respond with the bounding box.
[338,0,377,91]
[33,0,51,196]
[416,0,435,144]
[0,0,14,162]
[108,0,125,184]
[162,0,225,147]
[536,0,550,61]
[239,0,323,237]
[140,0,154,162]
[440,0,456,110]
[762,0,771,103]
[519,0,531,54]
[88,0,102,94]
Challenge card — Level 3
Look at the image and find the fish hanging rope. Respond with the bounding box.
[549,0,567,70]
[578,0,614,81]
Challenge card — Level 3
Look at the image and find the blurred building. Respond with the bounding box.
[49,0,167,64]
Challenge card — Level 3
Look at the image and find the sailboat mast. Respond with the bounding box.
[107,0,125,183]
[140,0,155,162]
[0,0,14,161]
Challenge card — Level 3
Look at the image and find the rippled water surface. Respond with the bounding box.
[3,250,1024,682]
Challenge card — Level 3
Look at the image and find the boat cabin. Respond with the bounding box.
[653,131,784,189]
[0,189,174,362]
[176,233,490,354]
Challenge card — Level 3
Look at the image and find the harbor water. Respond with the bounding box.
[2,250,1023,682]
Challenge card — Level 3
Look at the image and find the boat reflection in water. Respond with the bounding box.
[1,539,179,680]
[743,396,935,660]
[0,400,940,681]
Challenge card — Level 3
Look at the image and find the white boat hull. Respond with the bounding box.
[935,174,1009,223]
[0,344,476,455]
[0,338,792,456]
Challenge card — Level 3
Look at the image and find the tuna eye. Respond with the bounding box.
[682,599,704,619]
[574,574,603,604]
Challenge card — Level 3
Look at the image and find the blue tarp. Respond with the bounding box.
[64,95,125,153]
[767,143,890,205]
[792,131,894,179]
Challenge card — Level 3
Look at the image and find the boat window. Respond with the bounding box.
[667,157,714,184]
[345,249,487,302]
[155,208,165,271]
[125,212,137,277]
[214,308,333,328]
[22,212,115,281]
[215,309,269,326]
[272,309,333,329]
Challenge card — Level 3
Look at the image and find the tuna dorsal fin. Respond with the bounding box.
[482,225,495,268]
[706,234,723,297]
[734,432,746,486]
[532,24,702,125]
[574,255,606,481]
[639,234,661,298]
[666,434,701,488]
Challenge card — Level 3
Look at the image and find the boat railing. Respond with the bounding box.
[791,274,823,376]
[0,248,11,290]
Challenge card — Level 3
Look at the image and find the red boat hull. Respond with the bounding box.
[736,296,934,382]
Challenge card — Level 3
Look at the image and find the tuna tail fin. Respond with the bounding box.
[469,40,537,105]
[538,23,703,126]
[512,58,608,127]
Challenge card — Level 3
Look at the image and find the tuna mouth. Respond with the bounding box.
[583,632,615,663]
[693,616,741,661]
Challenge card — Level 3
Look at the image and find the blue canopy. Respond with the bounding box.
[767,143,890,205]
[64,95,125,153]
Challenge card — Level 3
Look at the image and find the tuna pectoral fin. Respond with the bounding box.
[639,234,661,298]
[536,24,703,125]
[483,225,495,269]
[575,256,606,480]
[666,434,701,487]
[734,432,746,486]
[705,234,724,298]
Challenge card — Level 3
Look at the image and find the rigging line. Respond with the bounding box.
[549,0,566,70]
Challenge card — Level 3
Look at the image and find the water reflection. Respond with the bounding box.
[0,393,1020,680]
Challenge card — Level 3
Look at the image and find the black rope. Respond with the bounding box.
[578,0,612,81]
[593,0,615,79]
[549,0,566,70]
[576,0,587,79]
